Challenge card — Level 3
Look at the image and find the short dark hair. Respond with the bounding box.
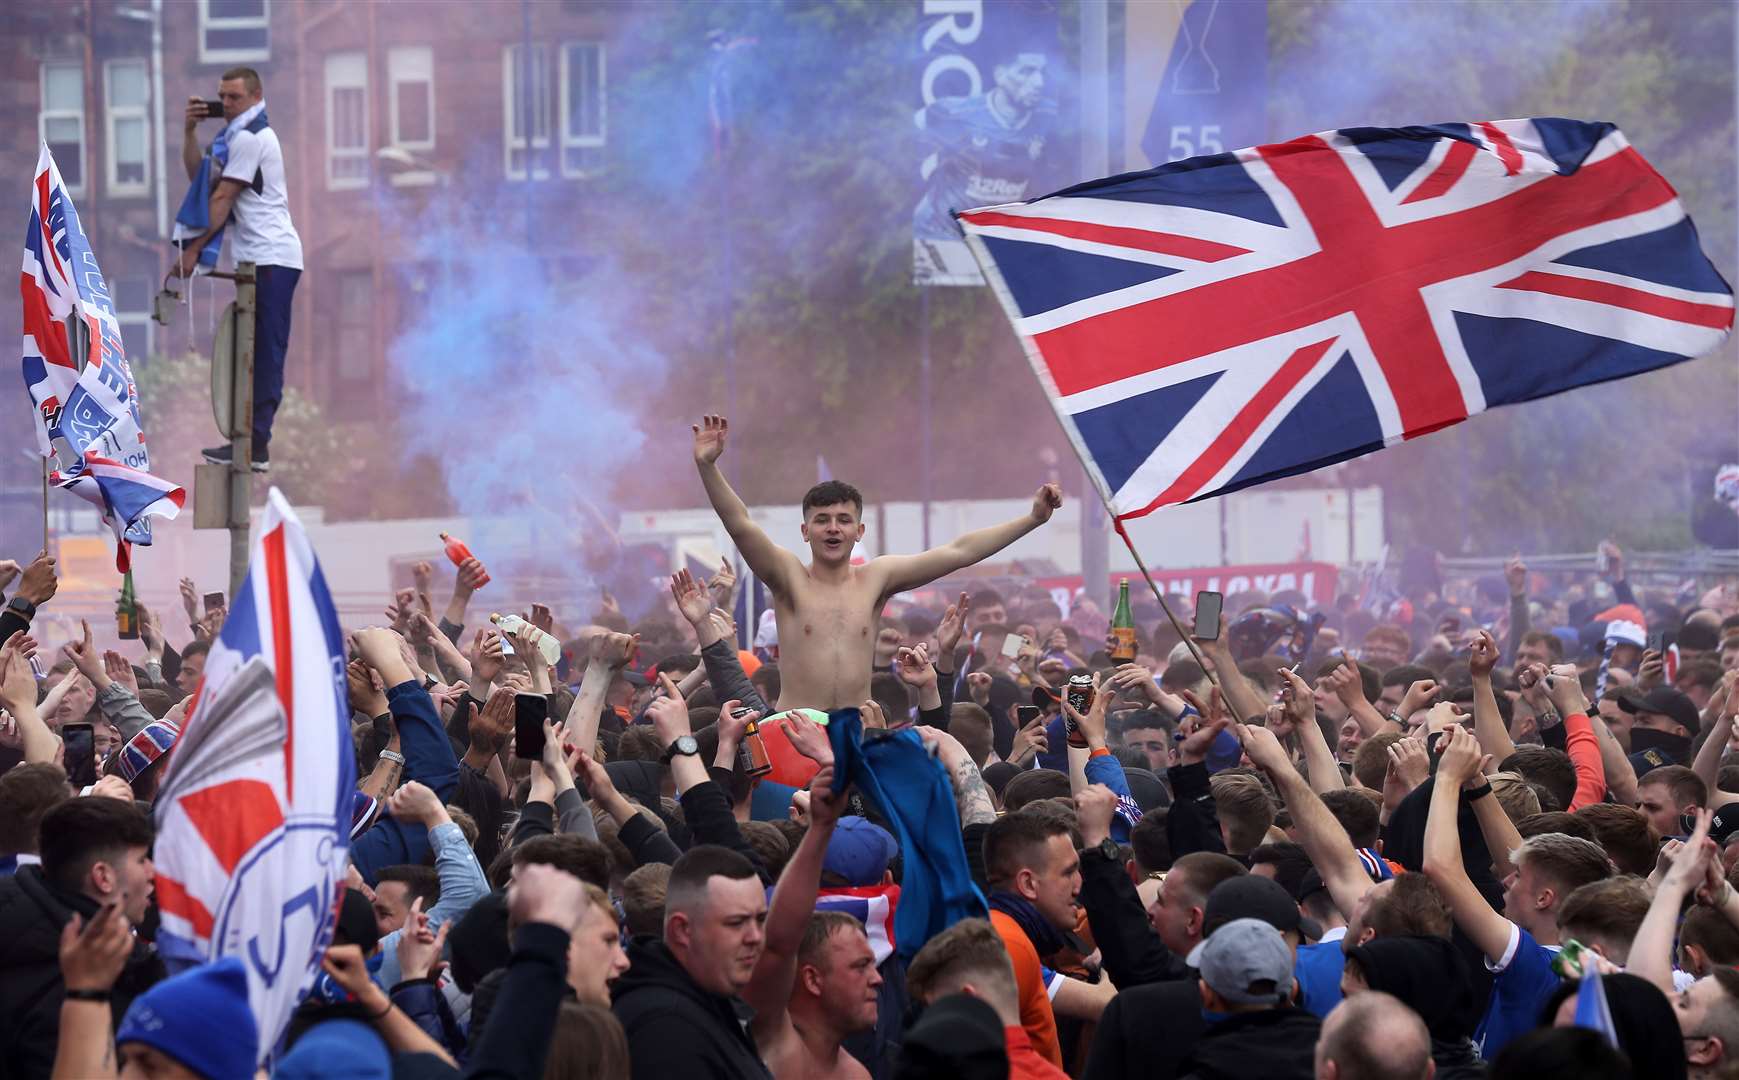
[220,67,262,94]
[376,865,441,910]
[1247,842,1312,899]
[802,481,863,518]
[740,821,791,879]
[1641,764,1708,810]
[798,911,866,970]
[1130,810,1170,874]
[0,764,70,854]
[1519,630,1565,661]
[969,588,1005,612]
[982,813,1070,889]
[1379,663,1437,690]
[510,835,611,890]
[1682,903,1739,966]
[667,845,760,919]
[1350,732,1402,791]
[621,863,671,938]
[1572,804,1656,876]
[750,663,781,703]
[1515,811,1599,844]
[1363,872,1452,939]
[1001,768,1071,813]
[40,797,153,895]
[1555,877,1650,960]
[615,726,665,763]
[1501,746,1578,812]
[181,640,211,663]
[1321,788,1382,849]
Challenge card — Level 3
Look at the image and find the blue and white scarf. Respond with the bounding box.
[171,100,269,274]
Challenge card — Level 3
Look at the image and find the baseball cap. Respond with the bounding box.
[1185,917,1296,1005]
[1618,686,1700,734]
[1199,873,1322,941]
[822,816,898,886]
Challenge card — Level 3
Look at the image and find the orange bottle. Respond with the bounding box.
[439,531,490,587]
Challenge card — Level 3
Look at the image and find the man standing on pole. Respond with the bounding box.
[173,67,302,475]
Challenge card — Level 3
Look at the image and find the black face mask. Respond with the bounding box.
[1628,725,1690,761]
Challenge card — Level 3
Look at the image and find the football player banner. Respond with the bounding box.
[957,118,1733,521]
[151,489,354,1063]
[23,143,182,567]
[913,0,1072,286]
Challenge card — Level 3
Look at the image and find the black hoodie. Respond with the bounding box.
[1348,934,1484,1080]
[611,935,772,1080]
[1176,1006,1322,1080]
[0,866,164,1080]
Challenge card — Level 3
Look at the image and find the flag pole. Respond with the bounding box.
[40,458,49,550]
[1102,500,1224,696]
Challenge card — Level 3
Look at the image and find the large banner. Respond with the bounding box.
[913,0,1070,286]
[1125,0,1267,169]
[1037,561,1341,609]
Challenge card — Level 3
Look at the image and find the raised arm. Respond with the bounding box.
[1242,723,1371,922]
[564,631,636,761]
[1193,620,1269,726]
[875,483,1061,596]
[745,763,843,1037]
[1632,809,1713,995]
[693,415,801,595]
[1421,727,1516,964]
[1280,667,1345,792]
[1468,631,1518,765]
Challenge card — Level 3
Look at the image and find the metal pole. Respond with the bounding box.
[228,262,256,596]
[919,284,932,551]
[150,0,167,241]
[1078,0,1112,606]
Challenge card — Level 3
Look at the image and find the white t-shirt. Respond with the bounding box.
[220,125,303,270]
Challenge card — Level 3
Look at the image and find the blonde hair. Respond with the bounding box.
[1488,771,1540,824]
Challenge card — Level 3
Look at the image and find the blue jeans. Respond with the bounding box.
[252,264,300,448]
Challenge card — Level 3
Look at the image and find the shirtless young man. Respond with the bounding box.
[692,414,1062,711]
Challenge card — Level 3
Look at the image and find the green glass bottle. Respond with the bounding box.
[1109,578,1137,663]
[116,570,139,640]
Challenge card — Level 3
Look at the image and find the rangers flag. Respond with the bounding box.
[151,489,354,1063]
[23,143,182,567]
[958,119,1734,519]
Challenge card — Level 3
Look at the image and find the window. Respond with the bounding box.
[40,62,85,194]
[503,44,551,180]
[560,43,606,177]
[325,52,369,190]
[385,47,435,184]
[105,60,150,196]
[111,275,154,363]
[330,270,375,415]
[199,0,270,63]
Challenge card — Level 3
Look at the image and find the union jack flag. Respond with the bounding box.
[23,144,182,567]
[958,118,1733,520]
[152,489,353,1063]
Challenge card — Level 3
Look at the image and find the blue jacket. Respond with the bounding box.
[351,681,460,884]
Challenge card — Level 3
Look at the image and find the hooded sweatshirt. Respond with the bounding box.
[1176,1006,1321,1080]
[1348,935,1484,1079]
[611,936,772,1080]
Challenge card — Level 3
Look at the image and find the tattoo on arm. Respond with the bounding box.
[951,758,996,827]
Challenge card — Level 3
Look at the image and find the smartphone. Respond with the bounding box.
[1016,705,1041,727]
[513,693,548,760]
[62,722,96,787]
[1648,629,1678,654]
[1193,591,1223,640]
[202,99,225,119]
[203,591,225,613]
[1001,634,1025,659]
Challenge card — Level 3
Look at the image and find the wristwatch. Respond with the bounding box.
[1081,836,1120,863]
[6,595,36,620]
[660,735,700,764]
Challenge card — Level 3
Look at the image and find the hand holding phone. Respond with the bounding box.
[62,722,96,787]
[203,591,225,614]
[1193,591,1223,640]
[513,693,549,760]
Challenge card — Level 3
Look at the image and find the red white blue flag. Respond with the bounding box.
[958,119,1733,519]
[22,144,183,567]
[151,489,353,1063]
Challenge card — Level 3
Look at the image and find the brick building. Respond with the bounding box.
[5,0,633,429]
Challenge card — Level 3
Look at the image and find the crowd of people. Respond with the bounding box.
[0,419,1738,1079]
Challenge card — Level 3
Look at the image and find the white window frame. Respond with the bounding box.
[386,46,436,186]
[198,0,271,64]
[502,43,551,181]
[558,42,606,179]
[104,59,150,197]
[40,61,86,196]
[325,51,369,191]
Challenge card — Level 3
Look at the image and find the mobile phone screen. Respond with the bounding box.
[513,693,549,760]
[1016,705,1041,726]
[1193,591,1223,640]
[62,723,96,787]
[1001,634,1025,659]
[203,591,225,613]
